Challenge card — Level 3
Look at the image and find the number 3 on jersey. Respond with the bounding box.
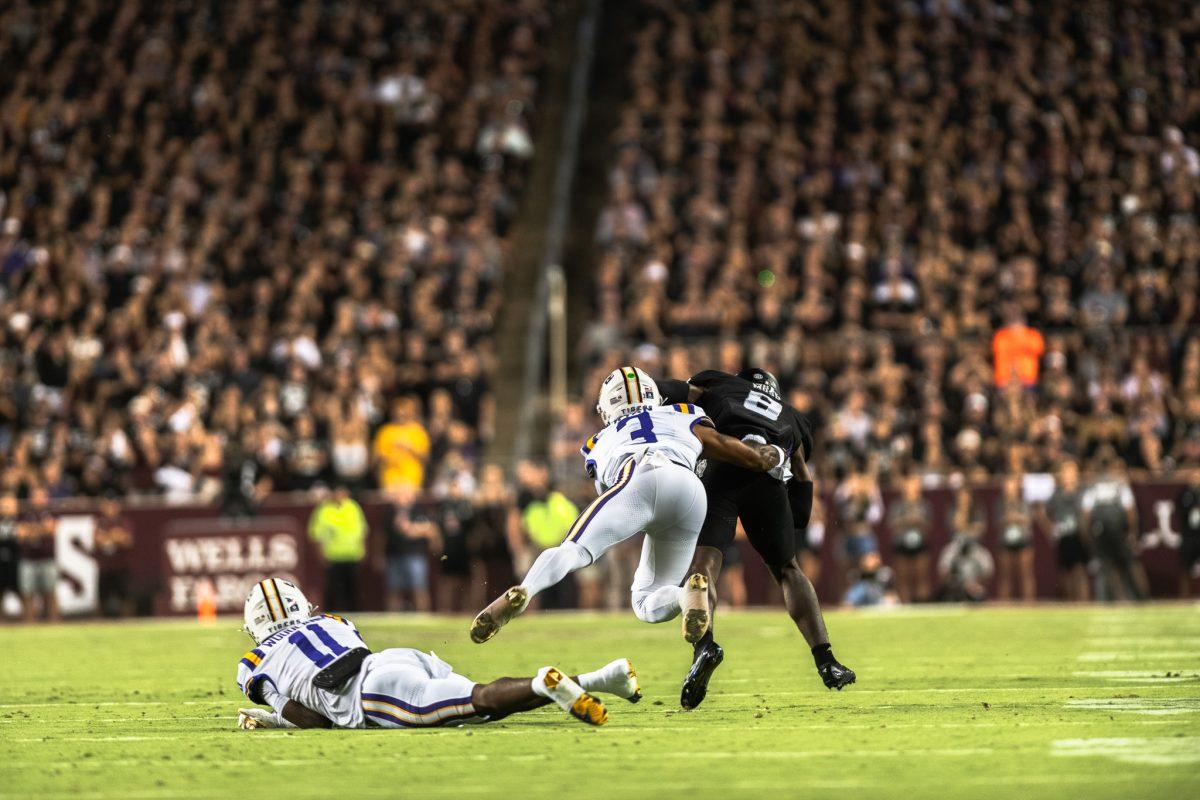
[616,411,658,443]
[743,390,783,421]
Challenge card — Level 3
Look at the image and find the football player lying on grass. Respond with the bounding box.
[235,578,641,730]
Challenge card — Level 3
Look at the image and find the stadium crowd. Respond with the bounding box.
[574,0,1200,601]
[0,0,549,504]
[3,0,1200,619]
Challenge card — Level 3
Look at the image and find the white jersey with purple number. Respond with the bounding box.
[580,403,713,493]
[236,613,368,729]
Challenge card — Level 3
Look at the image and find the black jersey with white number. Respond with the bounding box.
[665,370,813,459]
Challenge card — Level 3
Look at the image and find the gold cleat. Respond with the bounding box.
[681,573,710,644]
[623,658,642,704]
[569,692,609,726]
[470,586,530,643]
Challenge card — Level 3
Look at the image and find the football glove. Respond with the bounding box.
[741,435,792,481]
[237,708,281,730]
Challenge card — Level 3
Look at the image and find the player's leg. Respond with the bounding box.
[893,554,913,602]
[914,551,932,602]
[629,466,707,625]
[1018,546,1036,603]
[997,549,1013,601]
[471,459,654,642]
[678,474,740,710]
[362,649,639,728]
[740,477,855,690]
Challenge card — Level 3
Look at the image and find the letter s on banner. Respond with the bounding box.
[56,515,98,616]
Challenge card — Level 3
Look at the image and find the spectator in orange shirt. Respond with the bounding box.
[992,306,1045,388]
[373,397,431,490]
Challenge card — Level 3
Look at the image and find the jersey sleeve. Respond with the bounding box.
[580,430,603,478]
[687,370,730,389]
[236,647,284,712]
[669,402,715,430]
[657,377,692,405]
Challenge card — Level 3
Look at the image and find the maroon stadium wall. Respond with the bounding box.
[46,482,1193,617]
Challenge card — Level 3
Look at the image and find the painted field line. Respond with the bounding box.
[1065,697,1200,716]
[1078,651,1200,661]
[1052,736,1200,765]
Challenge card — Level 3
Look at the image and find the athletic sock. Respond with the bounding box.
[576,658,626,695]
[693,627,714,658]
[812,642,835,669]
[519,542,591,598]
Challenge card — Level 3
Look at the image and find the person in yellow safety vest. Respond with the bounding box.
[517,462,579,609]
[308,485,369,612]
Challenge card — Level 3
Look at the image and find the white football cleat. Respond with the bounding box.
[588,658,642,703]
[539,667,608,726]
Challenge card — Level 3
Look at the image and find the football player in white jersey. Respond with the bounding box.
[471,366,790,645]
[234,578,642,730]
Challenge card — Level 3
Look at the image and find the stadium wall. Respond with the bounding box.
[31,480,1192,617]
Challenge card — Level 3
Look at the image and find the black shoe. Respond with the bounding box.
[818,660,856,690]
[680,641,724,710]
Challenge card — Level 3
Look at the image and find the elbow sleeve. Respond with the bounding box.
[788,479,814,530]
[657,378,691,405]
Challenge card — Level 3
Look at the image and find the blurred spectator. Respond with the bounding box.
[92,496,135,617]
[887,474,932,602]
[515,461,578,610]
[374,397,431,492]
[1039,462,1090,601]
[842,552,897,608]
[1178,468,1200,597]
[222,430,273,518]
[470,464,521,600]
[0,494,23,619]
[995,475,1036,603]
[937,489,993,602]
[381,485,437,612]
[991,308,1044,389]
[1081,451,1148,601]
[434,479,476,613]
[19,487,58,622]
[308,485,368,612]
[834,470,883,578]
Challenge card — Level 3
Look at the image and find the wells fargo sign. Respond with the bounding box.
[161,516,305,614]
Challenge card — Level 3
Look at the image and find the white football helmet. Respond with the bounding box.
[596,365,660,426]
[243,577,315,644]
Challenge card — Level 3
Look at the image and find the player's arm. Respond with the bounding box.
[657,377,705,406]
[788,451,815,528]
[281,700,334,729]
[693,423,784,473]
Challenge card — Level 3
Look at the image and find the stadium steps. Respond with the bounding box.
[490,0,598,464]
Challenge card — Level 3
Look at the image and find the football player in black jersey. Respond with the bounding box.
[660,368,856,709]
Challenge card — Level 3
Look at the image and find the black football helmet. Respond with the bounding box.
[736,367,782,401]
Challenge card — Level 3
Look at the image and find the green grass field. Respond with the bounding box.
[2,605,1199,799]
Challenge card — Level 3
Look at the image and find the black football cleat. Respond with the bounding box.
[680,641,724,710]
[819,660,856,690]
